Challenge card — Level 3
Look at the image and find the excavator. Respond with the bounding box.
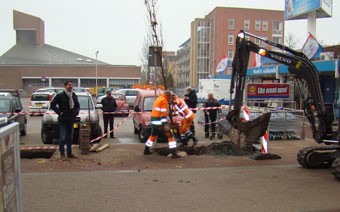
[227,30,340,179]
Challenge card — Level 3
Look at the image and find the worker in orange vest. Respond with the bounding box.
[144,90,179,158]
[171,94,198,147]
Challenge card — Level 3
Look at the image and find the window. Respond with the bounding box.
[228,18,234,29]
[272,20,283,36]
[228,34,234,45]
[255,38,260,45]
[272,37,282,44]
[228,50,233,59]
[255,20,261,31]
[244,19,250,30]
[262,20,268,31]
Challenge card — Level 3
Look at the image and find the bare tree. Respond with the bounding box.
[285,33,300,49]
[144,0,167,89]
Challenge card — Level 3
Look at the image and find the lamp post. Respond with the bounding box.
[95,51,99,97]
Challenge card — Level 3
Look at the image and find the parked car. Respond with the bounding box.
[96,92,129,116]
[73,87,91,94]
[41,92,102,144]
[29,92,56,116]
[0,96,27,136]
[117,88,140,107]
[133,90,182,143]
[36,87,64,94]
[0,89,22,97]
[0,92,12,97]
[97,87,118,98]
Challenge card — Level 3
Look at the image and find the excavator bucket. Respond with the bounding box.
[227,111,271,147]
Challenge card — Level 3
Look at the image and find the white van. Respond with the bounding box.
[29,92,56,116]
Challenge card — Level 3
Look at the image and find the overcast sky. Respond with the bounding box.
[1,0,339,66]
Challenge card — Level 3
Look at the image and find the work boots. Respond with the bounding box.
[143,146,152,155]
[189,134,198,147]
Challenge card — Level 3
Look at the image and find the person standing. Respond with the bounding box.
[204,93,221,139]
[184,86,197,134]
[50,81,80,159]
[101,91,117,139]
[171,94,198,147]
[144,90,179,158]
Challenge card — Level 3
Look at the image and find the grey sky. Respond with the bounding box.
[1,0,339,66]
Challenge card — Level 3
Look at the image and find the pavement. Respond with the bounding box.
[21,138,340,212]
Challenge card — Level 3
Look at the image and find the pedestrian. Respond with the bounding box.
[101,90,117,139]
[184,86,197,134]
[171,94,198,147]
[144,90,179,158]
[50,81,80,159]
[204,92,221,139]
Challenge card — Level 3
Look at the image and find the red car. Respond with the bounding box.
[133,90,182,143]
[96,92,129,116]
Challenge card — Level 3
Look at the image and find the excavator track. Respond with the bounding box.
[331,158,340,180]
[297,146,339,169]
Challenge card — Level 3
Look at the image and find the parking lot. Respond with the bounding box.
[19,97,208,146]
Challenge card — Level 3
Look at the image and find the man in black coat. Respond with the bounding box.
[101,91,117,138]
[184,86,197,134]
[50,81,80,159]
[204,93,221,139]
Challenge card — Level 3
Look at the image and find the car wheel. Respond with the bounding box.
[92,125,102,143]
[133,121,139,134]
[20,123,27,136]
[41,128,49,144]
[138,126,148,143]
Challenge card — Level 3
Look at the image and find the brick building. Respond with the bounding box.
[0,11,141,95]
[186,7,284,88]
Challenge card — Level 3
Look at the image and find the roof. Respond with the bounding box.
[0,43,110,66]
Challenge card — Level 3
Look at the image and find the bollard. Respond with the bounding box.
[79,123,91,155]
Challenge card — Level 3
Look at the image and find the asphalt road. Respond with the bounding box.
[19,97,208,146]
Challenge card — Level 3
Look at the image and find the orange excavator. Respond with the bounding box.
[227,30,340,179]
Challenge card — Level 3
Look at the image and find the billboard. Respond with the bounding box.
[285,0,332,20]
[247,83,290,100]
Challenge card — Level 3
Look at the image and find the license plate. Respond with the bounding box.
[74,123,78,128]
[36,103,43,107]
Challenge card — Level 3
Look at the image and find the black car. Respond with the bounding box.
[0,96,27,135]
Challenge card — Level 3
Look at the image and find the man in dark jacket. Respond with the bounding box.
[204,93,221,139]
[184,86,197,134]
[101,91,117,138]
[50,81,80,159]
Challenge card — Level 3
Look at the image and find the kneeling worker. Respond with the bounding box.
[171,94,198,146]
[144,90,179,158]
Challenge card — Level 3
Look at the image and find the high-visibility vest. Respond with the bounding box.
[150,94,169,125]
[173,98,193,119]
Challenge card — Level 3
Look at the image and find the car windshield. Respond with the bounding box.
[78,96,94,110]
[0,100,11,112]
[113,94,124,101]
[32,94,50,101]
[144,97,156,112]
[73,88,87,92]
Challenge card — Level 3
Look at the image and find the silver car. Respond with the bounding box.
[117,89,140,107]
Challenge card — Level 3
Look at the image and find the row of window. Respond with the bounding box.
[228,18,282,34]
[23,78,140,87]
[227,34,282,46]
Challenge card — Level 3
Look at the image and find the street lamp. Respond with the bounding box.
[95,51,99,97]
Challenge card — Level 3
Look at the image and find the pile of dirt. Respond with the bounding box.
[205,141,252,156]
[155,141,252,157]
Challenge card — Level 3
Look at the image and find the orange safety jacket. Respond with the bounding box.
[150,94,169,125]
[173,97,193,119]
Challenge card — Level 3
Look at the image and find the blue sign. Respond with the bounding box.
[247,65,278,75]
[285,0,320,20]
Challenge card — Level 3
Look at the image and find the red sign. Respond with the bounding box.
[247,83,290,99]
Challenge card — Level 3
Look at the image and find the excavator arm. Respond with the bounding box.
[227,30,334,144]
